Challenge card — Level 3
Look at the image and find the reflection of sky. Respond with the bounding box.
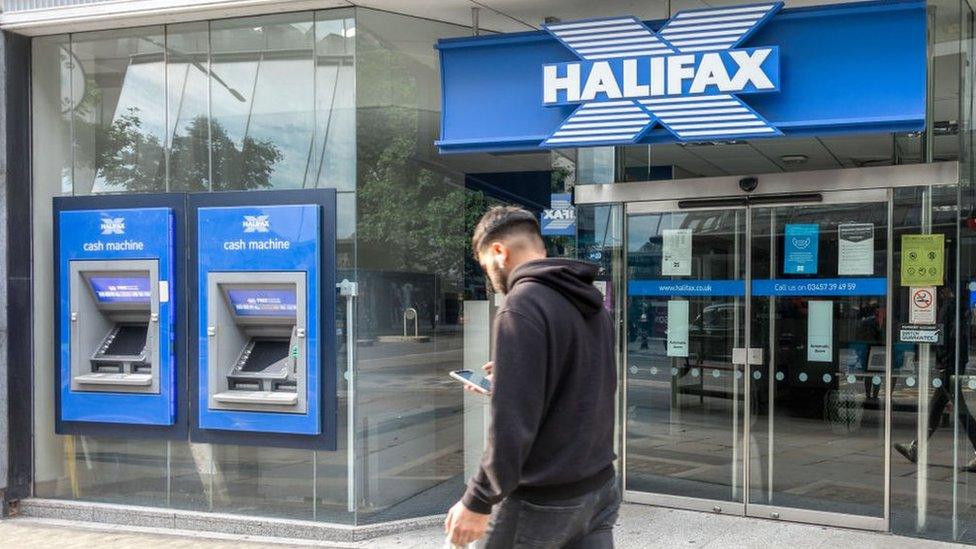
[310,64,355,191]
[90,33,356,191]
[210,60,259,146]
[581,206,623,249]
[92,60,166,191]
[112,61,166,137]
[628,213,690,252]
[247,58,314,188]
[169,61,209,141]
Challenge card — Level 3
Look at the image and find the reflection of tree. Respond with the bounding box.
[91,108,165,191]
[77,107,282,192]
[174,115,284,191]
[357,106,470,288]
[356,42,472,291]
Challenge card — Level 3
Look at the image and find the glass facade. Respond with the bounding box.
[19,0,976,544]
[31,9,358,523]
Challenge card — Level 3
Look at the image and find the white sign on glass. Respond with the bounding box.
[662,229,692,276]
[909,286,937,325]
[808,300,833,362]
[667,300,689,358]
[838,223,874,276]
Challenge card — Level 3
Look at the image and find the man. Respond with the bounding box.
[894,285,976,471]
[445,206,619,548]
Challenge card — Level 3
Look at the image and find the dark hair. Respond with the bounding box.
[471,206,542,259]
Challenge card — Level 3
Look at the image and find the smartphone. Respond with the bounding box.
[450,369,492,394]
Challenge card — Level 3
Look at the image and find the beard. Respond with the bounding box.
[485,264,509,295]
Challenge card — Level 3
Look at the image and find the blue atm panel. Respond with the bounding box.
[55,202,180,434]
[191,190,337,449]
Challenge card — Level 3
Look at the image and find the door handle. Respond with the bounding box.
[732,348,747,365]
[748,348,764,366]
[732,348,763,365]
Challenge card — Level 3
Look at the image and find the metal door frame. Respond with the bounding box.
[743,188,890,532]
[622,200,748,517]
[605,162,960,531]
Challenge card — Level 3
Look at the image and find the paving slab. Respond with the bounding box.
[1,503,969,548]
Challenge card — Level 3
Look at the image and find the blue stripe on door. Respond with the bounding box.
[628,278,888,297]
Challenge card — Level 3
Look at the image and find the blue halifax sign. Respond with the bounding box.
[541,4,781,145]
[436,0,926,152]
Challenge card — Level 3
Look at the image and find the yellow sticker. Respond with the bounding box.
[901,234,945,286]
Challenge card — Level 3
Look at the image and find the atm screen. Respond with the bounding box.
[89,276,151,303]
[227,289,297,317]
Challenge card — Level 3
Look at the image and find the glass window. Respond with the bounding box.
[167,21,211,192]
[32,34,72,195]
[31,33,73,504]
[209,13,315,190]
[354,8,470,523]
[30,8,357,526]
[70,27,167,194]
[309,12,356,191]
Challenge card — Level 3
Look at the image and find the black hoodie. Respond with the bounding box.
[462,258,617,514]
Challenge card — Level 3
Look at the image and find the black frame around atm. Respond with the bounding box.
[52,193,189,439]
[187,189,338,450]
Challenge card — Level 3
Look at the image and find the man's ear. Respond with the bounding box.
[490,241,507,268]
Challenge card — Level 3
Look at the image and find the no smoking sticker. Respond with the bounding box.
[909,286,936,325]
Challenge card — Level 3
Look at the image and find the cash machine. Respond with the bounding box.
[207,273,307,411]
[70,261,160,392]
[55,197,182,435]
[191,190,336,448]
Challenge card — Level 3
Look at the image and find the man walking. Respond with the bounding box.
[445,206,619,548]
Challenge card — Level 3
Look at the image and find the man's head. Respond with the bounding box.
[472,206,546,294]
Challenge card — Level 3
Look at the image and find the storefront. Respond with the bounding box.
[2,0,976,545]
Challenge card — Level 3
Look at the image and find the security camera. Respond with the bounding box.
[739,177,758,193]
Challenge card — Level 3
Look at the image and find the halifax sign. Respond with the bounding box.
[436,0,926,153]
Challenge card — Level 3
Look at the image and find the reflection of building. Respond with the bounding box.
[1,0,976,547]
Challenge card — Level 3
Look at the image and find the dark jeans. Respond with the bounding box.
[928,381,976,450]
[479,477,620,549]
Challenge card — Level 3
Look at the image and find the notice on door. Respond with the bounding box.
[838,223,874,276]
[785,224,819,275]
[901,234,944,286]
[808,300,833,362]
[667,300,689,358]
[662,229,692,276]
[909,286,937,324]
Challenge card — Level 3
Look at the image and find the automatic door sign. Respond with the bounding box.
[807,300,833,362]
[901,234,944,286]
[909,286,936,325]
[666,300,690,358]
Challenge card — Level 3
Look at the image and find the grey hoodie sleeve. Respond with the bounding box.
[461,309,548,514]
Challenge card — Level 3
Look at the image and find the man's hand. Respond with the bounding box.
[464,362,494,396]
[444,500,491,545]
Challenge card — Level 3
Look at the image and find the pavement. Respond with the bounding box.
[0,503,968,548]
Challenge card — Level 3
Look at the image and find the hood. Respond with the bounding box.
[508,258,605,317]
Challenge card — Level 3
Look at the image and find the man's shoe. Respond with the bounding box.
[894,440,918,464]
[961,455,976,473]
